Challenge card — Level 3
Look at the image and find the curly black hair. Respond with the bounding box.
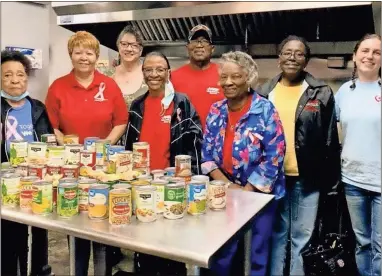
[1,50,32,76]
[278,35,311,62]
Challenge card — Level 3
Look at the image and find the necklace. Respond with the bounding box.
[227,104,245,131]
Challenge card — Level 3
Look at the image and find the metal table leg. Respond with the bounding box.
[186,263,201,276]
[27,226,32,276]
[69,236,76,275]
[244,227,252,276]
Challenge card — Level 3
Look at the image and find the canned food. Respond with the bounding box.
[95,140,111,166]
[27,142,48,159]
[133,142,150,175]
[1,168,15,175]
[57,182,78,218]
[20,176,39,211]
[113,183,132,190]
[151,180,168,214]
[164,167,176,176]
[41,134,57,146]
[9,140,28,167]
[47,165,62,176]
[79,150,96,176]
[61,165,79,179]
[63,134,79,145]
[64,144,82,165]
[32,180,53,215]
[130,177,150,215]
[47,146,65,166]
[84,137,99,152]
[175,155,192,177]
[78,178,97,212]
[1,162,12,169]
[109,188,132,225]
[135,185,157,223]
[15,163,28,177]
[1,173,21,207]
[116,151,133,174]
[164,182,186,220]
[209,180,227,210]
[28,165,46,179]
[105,146,125,174]
[192,175,210,205]
[88,184,109,220]
[187,182,207,215]
[151,170,165,180]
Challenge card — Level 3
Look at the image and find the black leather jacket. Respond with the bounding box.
[124,92,203,174]
[1,96,54,163]
[258,72,341,192]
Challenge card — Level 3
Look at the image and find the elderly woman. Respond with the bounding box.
[202,51,286,276]
[258,35,341,276]
[113,25,147,108]
[335,34,381,276]
[46,31,128,276]
[1,50,53,275]
[125,51,203,275]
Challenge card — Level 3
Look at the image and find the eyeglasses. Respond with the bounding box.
[189,39,210,47]
[119,41,141,51]
[280,51,306,60]
[142,67,168,75]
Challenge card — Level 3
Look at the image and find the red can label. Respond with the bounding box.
[47,165,62,176]
[28,166,47,179]
[61,165,79,179]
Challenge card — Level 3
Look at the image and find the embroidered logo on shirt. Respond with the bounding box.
[161,115,171,124]
[304,99,320,112]
[206,87,220,94]
[94,82,107,102]
[375,95,381,103]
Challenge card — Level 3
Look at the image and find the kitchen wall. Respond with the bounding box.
[1,2,50,102]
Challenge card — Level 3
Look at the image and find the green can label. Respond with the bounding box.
[164,187,185,220]
[57,186,78,217]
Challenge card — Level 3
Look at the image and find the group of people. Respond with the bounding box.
[1,22,380,276]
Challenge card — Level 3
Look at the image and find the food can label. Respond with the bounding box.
[116,152,133,174]
[47,147,65,166]
[164,187,185,219]
[175,156,192,177]
[64,146,81,165]
[187,184,207,215]
[208,184,227,210]
[152,184,165,213]
[1,176,21,206]
[88,188,108,219]
[28,143,47,159]
[32,185,53,214]
[9,141,28,166]
[78,184,89,212]
[109,191,131,225]
[84,138,99,152]
[28,167,47,179]
[57,186,78,217]
[136,191,156,222]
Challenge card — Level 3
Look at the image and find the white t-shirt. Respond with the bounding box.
[335,79,381,192]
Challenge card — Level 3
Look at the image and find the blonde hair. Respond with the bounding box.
[67,31,100,58]
[219,51,259,88]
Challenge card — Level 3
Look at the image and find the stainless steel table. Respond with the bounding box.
[1,190,274,275]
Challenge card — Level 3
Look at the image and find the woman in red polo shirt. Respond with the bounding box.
[45,31,128,276]
[46,31,127,145]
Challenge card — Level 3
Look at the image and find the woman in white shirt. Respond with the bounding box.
[335,33,381,276]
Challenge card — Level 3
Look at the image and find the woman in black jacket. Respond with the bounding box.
[125,51,203,275]
[1,50,53,276]
[257,36,341,276]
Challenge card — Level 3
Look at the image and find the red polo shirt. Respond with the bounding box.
[139,95,174,170]
[45,70,128,144]
[171,63,225,130]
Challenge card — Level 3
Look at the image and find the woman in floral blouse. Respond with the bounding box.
[201,51,286,276]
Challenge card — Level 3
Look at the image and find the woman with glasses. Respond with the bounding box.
[113,25,148,109]
[125,51,203,275]
[258,35,341,276]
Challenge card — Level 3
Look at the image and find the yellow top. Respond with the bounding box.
[272,82,302,176]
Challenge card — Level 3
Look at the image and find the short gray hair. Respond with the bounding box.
[219,51,259,87]
[116,25,144,48]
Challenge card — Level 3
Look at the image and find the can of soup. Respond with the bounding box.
[175,155,192,177]
[88,184,109,220]
[15,163,28,177]
[151,179,168,214]
[41,134,57,146]
[109,188,132,225]
[20,176,39,211]
[209,180,227,210]
[61,165,79,179]
[130,177,150,215]
[63,135,79,145]
[116,151,133,174]
[79,150,96,176]
[28,165,47,179]
[135,185,157,223]
[27,142,48,160]
[32,180,53,215]
[151,170,166,180]
[187,182,207,215]
[47,165,62,176]
[164,182,186,220]
[84,137,99,152]
[78,178,97,212]
[133,142,150,175]
[9,140,28,167]
[1,173,21,207]
[64,144,82,165]
[57,182,78,218]
[47,146,65,166]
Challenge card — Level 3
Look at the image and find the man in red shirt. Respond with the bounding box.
[171,24,225,130]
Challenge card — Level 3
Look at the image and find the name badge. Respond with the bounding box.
[161,115,171,124]
[206,87,220,95]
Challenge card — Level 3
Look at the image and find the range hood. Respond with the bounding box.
[52,1,379,57]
